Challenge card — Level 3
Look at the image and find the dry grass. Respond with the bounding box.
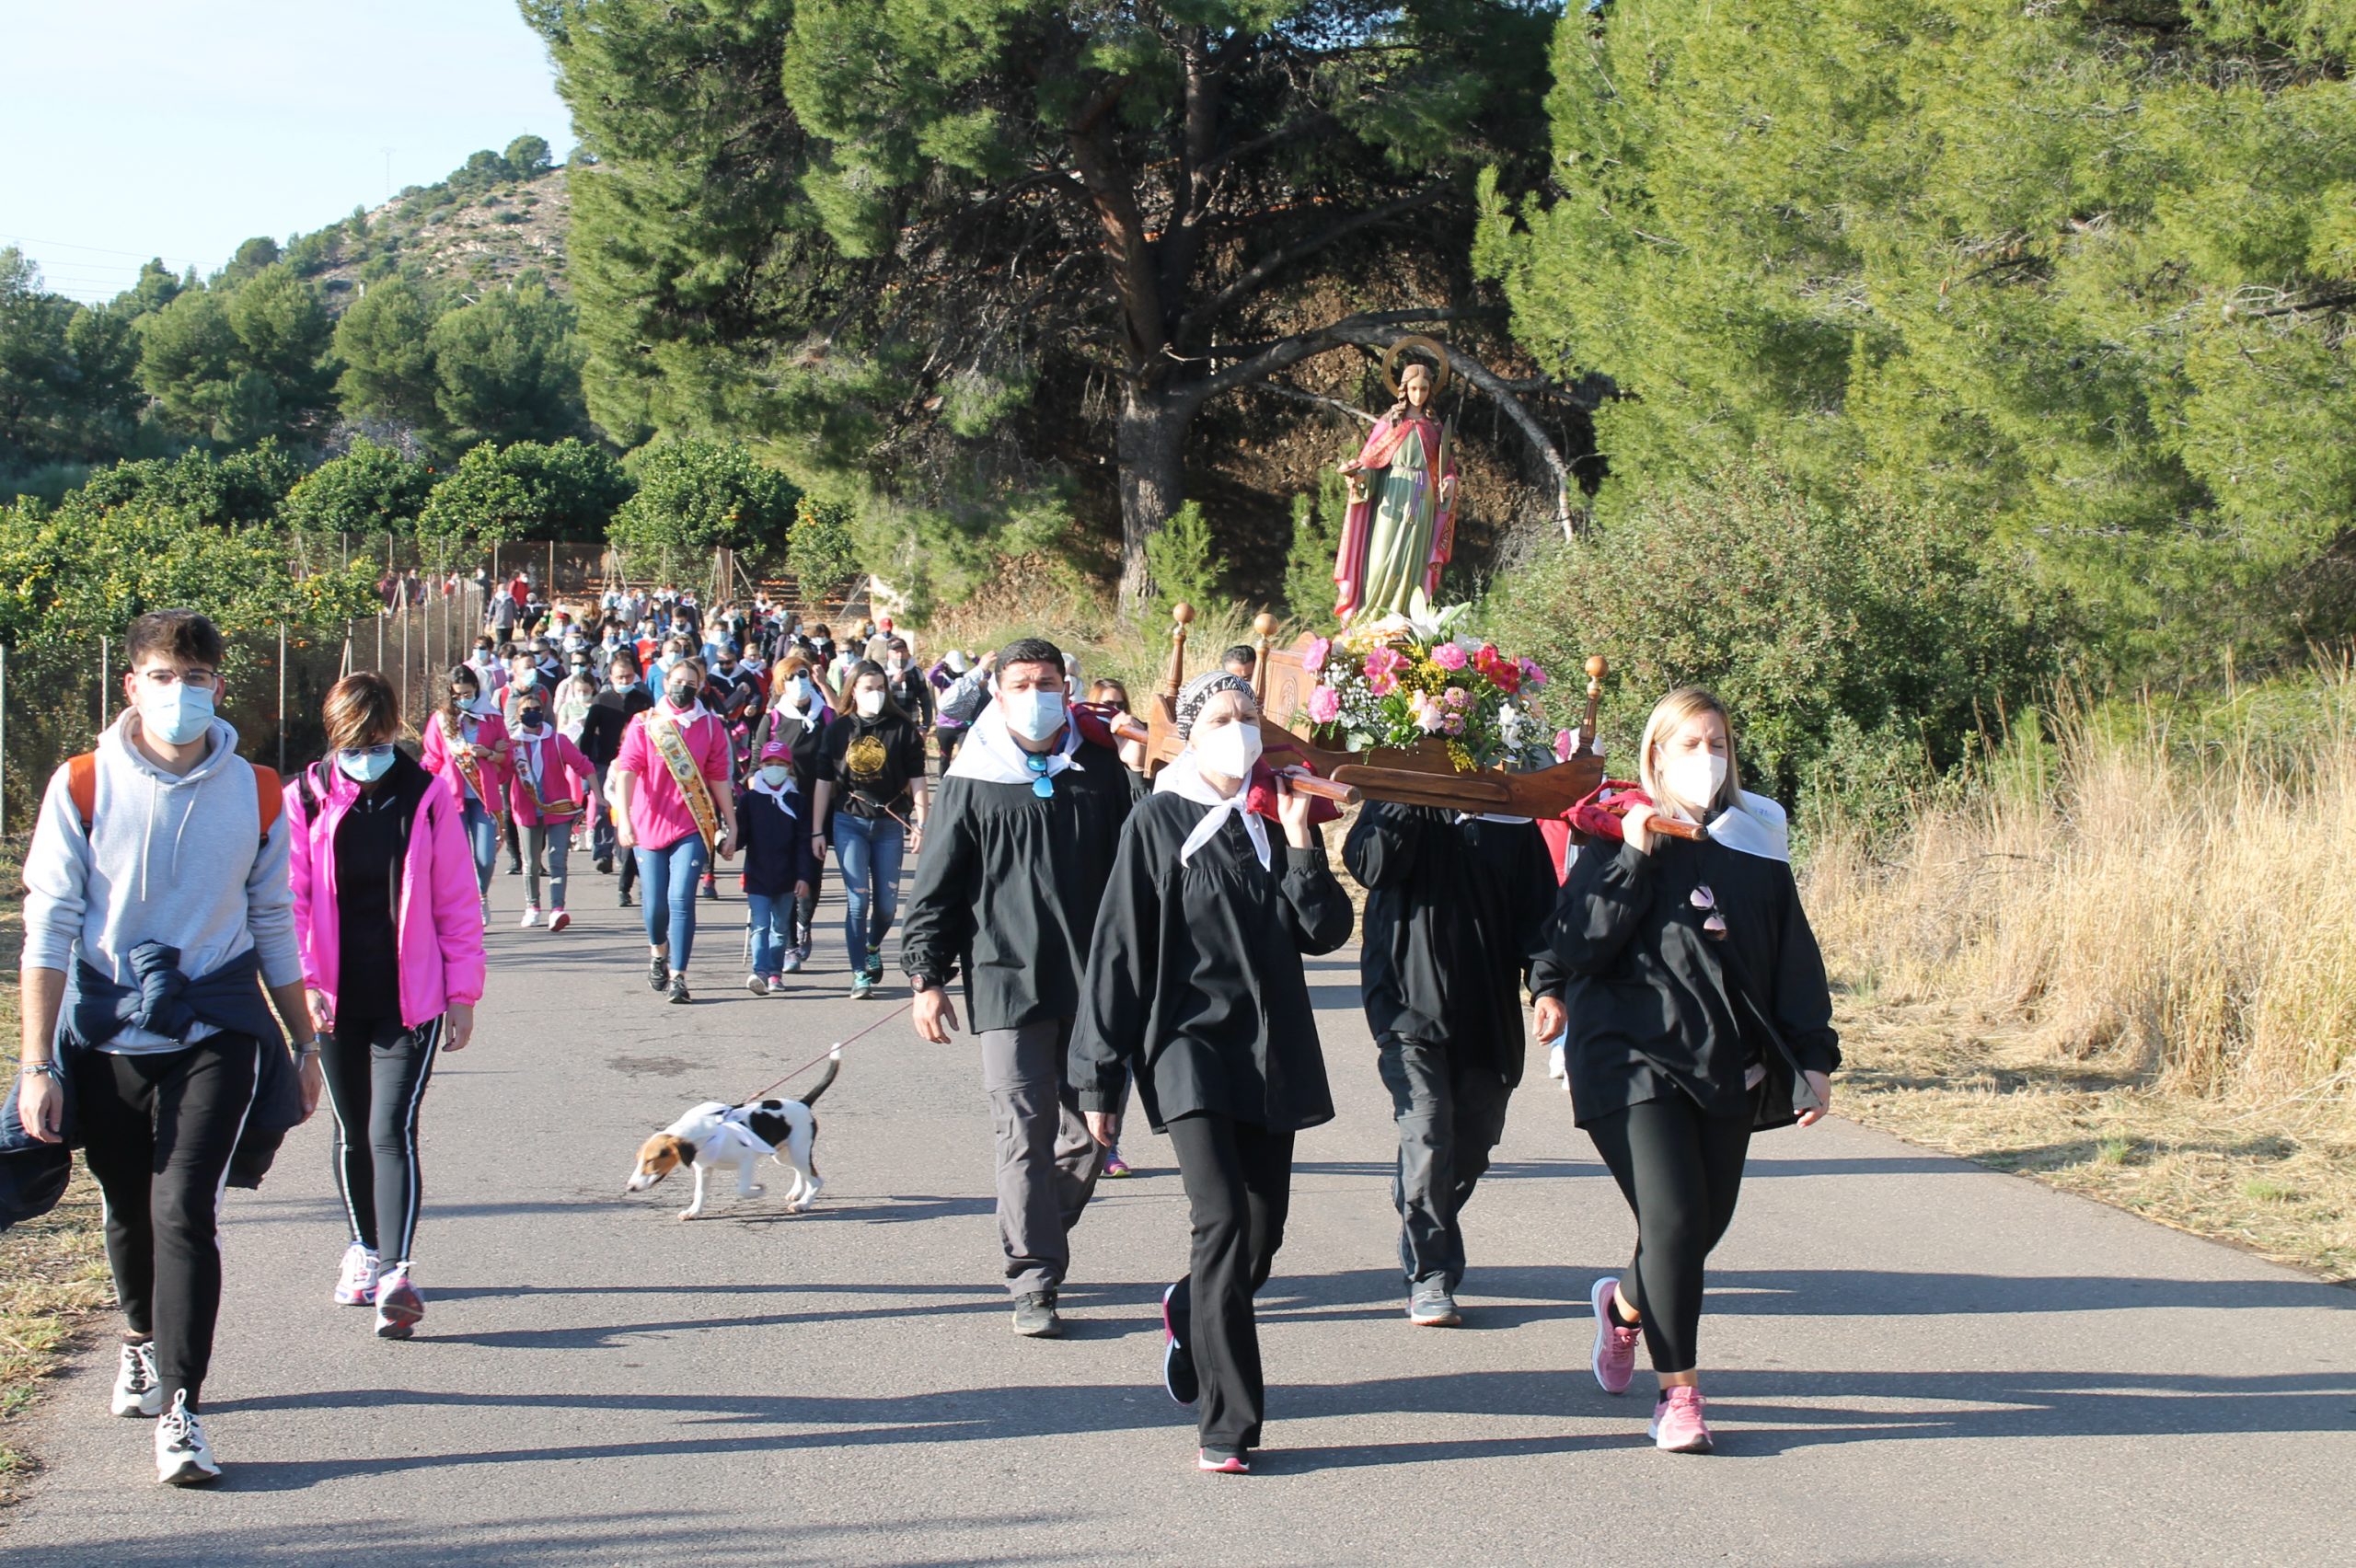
[1807,680,2356,1281]
[0,837,114,1506]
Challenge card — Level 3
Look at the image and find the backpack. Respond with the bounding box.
[65,753,283,845]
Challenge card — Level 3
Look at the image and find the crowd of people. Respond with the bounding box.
[6,592,1839,1487]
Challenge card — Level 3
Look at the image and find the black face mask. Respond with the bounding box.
[519,708,547,730]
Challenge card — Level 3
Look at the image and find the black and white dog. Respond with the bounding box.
[625,1051,838,1219]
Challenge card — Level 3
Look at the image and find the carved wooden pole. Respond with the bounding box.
[1579,654,1608,755]
[1252,611,1278,707]
[1161,602,1195,699]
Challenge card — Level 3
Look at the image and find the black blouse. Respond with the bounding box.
[1071,792,1357,1133]
[1545,835,1840,1129]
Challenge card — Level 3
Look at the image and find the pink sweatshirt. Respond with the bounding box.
[503,728,595,827]
[421,709,512,812]
[615,703,730,851]
[285,759,488,1030]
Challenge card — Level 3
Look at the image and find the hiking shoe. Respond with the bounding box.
[1408,1285,1461,1327]
[334,1243,382,1308]
[154,1391,221,1486]
[1648,1386,1714,1454]
[375,1264,424,1340]
[1102,1147,1133,1179]
[668,974,693,1005]
[766,976,789,997]
[745,972,768,997]
[1011,1290,1061,1338]
[1591,1275,1642,1396]
[1161,1282,1198,1406]
[850,973,875,1000]
[1197,1447,1250,1475]
[647,954,670,993]
[519,905,541,928]
[110,1341,161,1418]
[548,909,571,933]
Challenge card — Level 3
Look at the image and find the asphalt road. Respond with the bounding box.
[6,856,2352,1566]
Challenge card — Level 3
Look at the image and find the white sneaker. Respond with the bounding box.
[548,909,571,933]
[154,1390,221,1485]
[745,972,768,997]
[1546,1032,1568,1081]
[520,906,542,928]
[333,1242,381,1307]
[110,1341,161,1418]
[480,898,491,930]
[375,1263,424,1339]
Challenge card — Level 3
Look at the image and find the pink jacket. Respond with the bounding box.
[286,757,489,1030]
[421,709,512,812]
[504,729,595,827]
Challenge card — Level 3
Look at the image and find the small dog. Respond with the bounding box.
[625,1051,838,1219]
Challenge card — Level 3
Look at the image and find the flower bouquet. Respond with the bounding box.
[1299,601,1580,775]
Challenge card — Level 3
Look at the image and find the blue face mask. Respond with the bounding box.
[337,744,397,783]
[141,680,215,746]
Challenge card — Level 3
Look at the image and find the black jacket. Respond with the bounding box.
[579,686,653,767]
[1071,794,1357,1133]
[1344,804,1566,1084]
[738,782,822,899]
[1546,836,1840,1129]
[900,737,1139,1032]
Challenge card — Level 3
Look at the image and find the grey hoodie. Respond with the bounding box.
[21,712,302,1055]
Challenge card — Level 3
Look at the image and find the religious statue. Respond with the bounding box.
[1332,335,1459,622]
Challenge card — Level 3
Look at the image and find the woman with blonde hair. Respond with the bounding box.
[286,673,485,1339]
[1545,686,1838,1455]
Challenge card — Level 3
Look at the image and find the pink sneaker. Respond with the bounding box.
[1590,1275,1641,1395]
[1648,1385,1714,1453]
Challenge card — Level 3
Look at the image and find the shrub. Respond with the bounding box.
[1144,501,1230,622]
[787,495,860,599]
[1485,458,2060,815]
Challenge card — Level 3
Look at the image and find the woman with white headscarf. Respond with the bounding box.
[1070,670,1354,1476]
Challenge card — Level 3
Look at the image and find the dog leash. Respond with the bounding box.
[734,997,914,1103]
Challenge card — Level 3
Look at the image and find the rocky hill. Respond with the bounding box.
[288,161,571,313]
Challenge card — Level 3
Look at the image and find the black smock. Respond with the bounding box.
[1343,803,1567,1084]
[579,685,653,768]
[898,737,1140,1032]
[1546,834,1840,1130]
[1071,793,1357,1134]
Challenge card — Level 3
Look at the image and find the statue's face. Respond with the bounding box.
[1403,368,1431,409]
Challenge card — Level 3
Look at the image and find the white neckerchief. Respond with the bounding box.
[948,699,1080,786]
[1156,751,1271,870]
[657,698,709,728]
[1706,790,1791,863]
[514,726,548,786]
[1454,812,1533,826]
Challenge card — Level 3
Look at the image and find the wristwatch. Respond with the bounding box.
[293,1039,321,1058]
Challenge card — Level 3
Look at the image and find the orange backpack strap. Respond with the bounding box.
[249,763,283,836]
[67,753,97,832]
[64,752,282,838]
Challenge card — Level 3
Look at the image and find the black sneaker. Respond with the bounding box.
[1161,1281,1198,1405]
[1011,1289,1061,1338]
[647,955,670,993]
[595,857,614,875]
[667,973,692,1005]
[1197,1446,1250,1475]
[619,889,635,907]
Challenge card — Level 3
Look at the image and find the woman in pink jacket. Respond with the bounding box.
[503,687,596,932]
[287,673,487,1341]
[421,663,512,926]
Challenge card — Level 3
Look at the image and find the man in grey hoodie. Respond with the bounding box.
[15,609,320,1487]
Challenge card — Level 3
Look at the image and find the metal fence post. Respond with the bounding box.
[1,641,8,839]
[278,622,288,773]
[98,636,110,732]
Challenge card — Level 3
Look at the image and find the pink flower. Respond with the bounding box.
[1443,686,1470,710]
[1430,641,1469,672]
[1411,691,1447,732]
[1302,636,1332,675]
[1441,712,1466,736]
[1553,728,1577,762]
[1520,658,1548,688]
[1308,684,1341,723]
[1363,646,1406,697]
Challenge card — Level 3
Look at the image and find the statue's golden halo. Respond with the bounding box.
[1381,335,1452,398]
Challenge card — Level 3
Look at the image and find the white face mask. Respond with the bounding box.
[1194,720,1263,781]
[855,689,885,719]
[139,679,216,747]
[758,765,791,789]
[998,686,1067,744]
[1661,750,1728,814]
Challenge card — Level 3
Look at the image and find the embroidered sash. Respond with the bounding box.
[515,735,584,821]
[445,712,503,825]
[646,709,722,852]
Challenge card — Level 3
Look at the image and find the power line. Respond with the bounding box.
[0,234,200,266]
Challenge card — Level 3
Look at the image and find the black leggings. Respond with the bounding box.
[321,1014,444,1265]
[73,1033,261,1413]
[1585,1096,1752,1376]
[1164,1113,1295,1450]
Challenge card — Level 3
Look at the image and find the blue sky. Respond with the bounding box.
[0,1,573,303]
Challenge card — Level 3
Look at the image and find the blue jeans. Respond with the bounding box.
[747,892,792,978]
[635,836,710,968]
[460,800,499,894]
[833,812,906,973]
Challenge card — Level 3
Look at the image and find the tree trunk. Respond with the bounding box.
[1116,385,1193,614]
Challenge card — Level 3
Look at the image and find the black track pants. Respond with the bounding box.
[1584,1096,1751,1376]
[321,1014,444,1265]
[73,1032,262,1412]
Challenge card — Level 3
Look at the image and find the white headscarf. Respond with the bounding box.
[1155,751,1271,870]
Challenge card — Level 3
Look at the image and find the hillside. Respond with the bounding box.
[280,154,572,312]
